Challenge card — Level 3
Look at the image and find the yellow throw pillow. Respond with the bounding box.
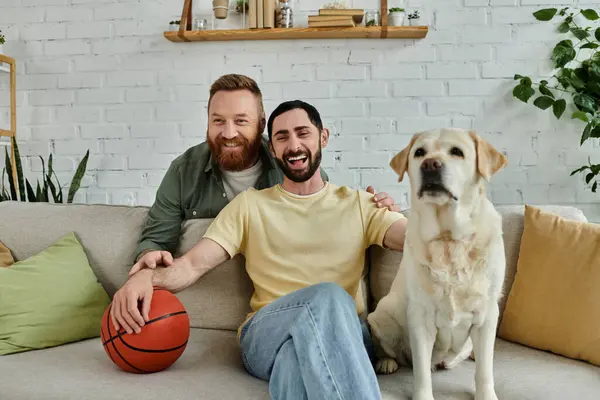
[498,205,600,367]
[0,240,14,268]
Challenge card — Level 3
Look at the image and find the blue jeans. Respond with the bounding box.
[239,282,382,400]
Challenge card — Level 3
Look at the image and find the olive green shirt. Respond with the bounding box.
[134,136,328,260]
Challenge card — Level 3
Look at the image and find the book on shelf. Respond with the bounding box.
[308,16,355,27]
[257,0,264,28]
[318,8,364,17]
[264,0,274,28]
[249,0,257,28]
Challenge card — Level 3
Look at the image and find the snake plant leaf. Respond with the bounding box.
[67,150,89,203]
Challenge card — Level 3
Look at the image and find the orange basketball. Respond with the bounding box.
[100,288,190,374]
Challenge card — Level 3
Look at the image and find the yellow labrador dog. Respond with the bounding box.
[367,128,508,400]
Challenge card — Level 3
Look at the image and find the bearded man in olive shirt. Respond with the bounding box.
[132,74,399,273]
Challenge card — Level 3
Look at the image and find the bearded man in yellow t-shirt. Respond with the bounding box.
[112,100,408,399]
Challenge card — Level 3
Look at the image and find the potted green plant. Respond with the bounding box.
[213,0,229,19]
[408,10,420,26]
[168,20,181,31]
[0,30,5,55]
[0,137,90,204]
[512,7,600,192]
[235,0,248,13]
[388,7,405,26]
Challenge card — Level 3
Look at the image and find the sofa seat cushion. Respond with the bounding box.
[0,328,269,400]
[2,329,598,400]
[378,339,600,400]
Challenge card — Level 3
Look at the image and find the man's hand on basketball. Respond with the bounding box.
[366,186,400,212]
[129,250,174,277]
[110,269,154,335]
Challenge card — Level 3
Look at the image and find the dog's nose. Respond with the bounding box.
[421,158,442,172]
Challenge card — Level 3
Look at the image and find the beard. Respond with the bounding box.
[207,133,262,172]
[275,142,322,183]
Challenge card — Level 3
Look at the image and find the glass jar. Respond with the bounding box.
[365,10,380,26]
[277,0,293,28]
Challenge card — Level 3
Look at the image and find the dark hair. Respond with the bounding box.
[267,100,324,141]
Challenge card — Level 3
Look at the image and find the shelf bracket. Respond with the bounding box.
[178,0,193,42]
[380,0,388,38]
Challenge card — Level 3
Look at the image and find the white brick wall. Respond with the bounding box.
[1,0,599,221]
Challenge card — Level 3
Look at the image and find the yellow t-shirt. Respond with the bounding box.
[202,182,405,336]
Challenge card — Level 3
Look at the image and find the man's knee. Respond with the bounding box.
[306,282,355,309]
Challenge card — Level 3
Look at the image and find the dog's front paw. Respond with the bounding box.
[375,357,399,375]
[474,387,498,400]
[413,389,435,400]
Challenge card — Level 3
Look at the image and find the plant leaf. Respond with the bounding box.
[12,137,25,202]
[553,99,566,118]
[552,40,576,68]
[4,147,16,201]
[593,181,598,192]
[586,172,595,184]
[591,126,600,138]
[539,84,555,98]
[558,21,570,33]
[35,180,42,201]
[572,111,589,122]
[582,9,599,20]
[67,150,89,204]
[571,27,589,40]
[533,96,555,110]
[533,8,557,21]
[570,165,589,175]
[514,74,524,80]
[581,123,593,145]
[574,93,596,114]
[513,84,535,103]
[25,179,36,202]
[581,42,599,49]
[596,27,600,42]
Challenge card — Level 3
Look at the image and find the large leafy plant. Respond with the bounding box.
[0,137,89,203]
[512,7,600,191]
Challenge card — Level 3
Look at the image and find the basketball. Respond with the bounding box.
[100,288,190,374]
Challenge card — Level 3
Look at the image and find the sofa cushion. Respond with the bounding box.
[1,328,598,400]
[0,201,148,298]
[174,219,254,331]
[377,338,600,399]
[499,205,600,367]
[492,204,587,325]
[0,232,111,355]
[367,205,589,322]
[0,329,269,400]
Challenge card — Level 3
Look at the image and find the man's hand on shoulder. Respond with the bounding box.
[366,186,400,212]
[110,269,154,335]
[129,250,174,277]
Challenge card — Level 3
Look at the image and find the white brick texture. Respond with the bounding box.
[1,0,598,221]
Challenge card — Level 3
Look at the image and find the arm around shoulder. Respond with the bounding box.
[382,217,407,252]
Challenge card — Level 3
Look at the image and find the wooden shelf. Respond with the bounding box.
[164,26,427,42]
[166,0,427,43]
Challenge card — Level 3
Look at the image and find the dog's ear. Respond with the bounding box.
[390,135,418,182]
[469,131,508,181]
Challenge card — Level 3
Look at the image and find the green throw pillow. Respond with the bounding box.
[0,232,111,355]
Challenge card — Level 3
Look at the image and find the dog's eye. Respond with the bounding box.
[414,148,425,157]
[450,147,464,157]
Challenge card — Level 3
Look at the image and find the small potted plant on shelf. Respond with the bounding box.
[235,0,248,13]
[168,20,181,31]
[388,7,405,26]
[213,0,229,19]
[0,30,5,55]
[408,10,420,26]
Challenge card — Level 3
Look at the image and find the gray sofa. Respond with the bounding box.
[0,201,599,400]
